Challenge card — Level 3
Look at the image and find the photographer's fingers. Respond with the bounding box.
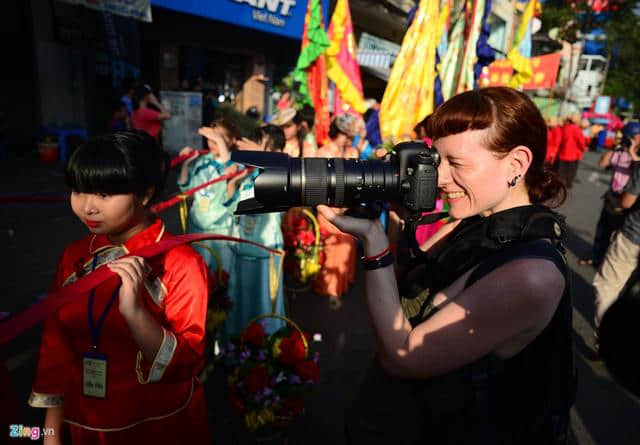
[317,205,338,223]
[317,205,369,238]
[374,148,389,159]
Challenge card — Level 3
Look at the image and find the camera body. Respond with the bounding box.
[231,140,439,215]
[396,143,440,213]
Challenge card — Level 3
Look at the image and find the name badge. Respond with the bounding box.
[83,352,107,398]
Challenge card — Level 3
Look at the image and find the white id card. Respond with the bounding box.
[83,352,107,398]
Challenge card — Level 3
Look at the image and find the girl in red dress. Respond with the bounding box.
[29,131,211,444]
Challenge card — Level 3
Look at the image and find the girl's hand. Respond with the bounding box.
[226,168,250,197]
[199,127,231,159]
[198,126,217,141]
[179,146,200,164]
[179,146,194,157]
[224,163,239,176]
[108,256,150,317]
[228,168,249,183]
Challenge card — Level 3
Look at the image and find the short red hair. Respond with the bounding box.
[427,87,566,207]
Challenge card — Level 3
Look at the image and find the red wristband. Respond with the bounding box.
[362,246,391,262]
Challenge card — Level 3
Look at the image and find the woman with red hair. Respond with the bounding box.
[321,87,575,444]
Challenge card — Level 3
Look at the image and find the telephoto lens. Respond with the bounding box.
[231,141,439,215]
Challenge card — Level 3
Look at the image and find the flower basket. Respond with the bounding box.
[282,208,325,291]
[221,314,320,438]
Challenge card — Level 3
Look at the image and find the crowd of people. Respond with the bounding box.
[545,112,640,359]
[24,83,640,444]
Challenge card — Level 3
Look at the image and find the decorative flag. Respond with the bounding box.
[507,0,536,88]
[455,0,487,94]
[437,0,451,62]
[433,0,451,107]
[474,0,495,88]
[326,0,367,114]
[294,0,331,145]
[379,0,440,141]
[439,7,465,101]
[487,52,562,90]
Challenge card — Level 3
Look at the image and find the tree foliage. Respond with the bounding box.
[603,2,640,110]
[540,0,579,42]
[541,0,640,111]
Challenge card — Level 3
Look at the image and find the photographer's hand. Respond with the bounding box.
[316,205,388,254]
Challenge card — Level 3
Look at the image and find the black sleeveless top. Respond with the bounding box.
[345,205,576,445]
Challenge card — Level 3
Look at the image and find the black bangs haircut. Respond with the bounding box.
[65,130,170,203]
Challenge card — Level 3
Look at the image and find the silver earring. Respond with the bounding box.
[508,174,521,187]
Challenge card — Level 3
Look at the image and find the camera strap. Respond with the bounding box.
[407,205,567,324]
[400,212,450,262]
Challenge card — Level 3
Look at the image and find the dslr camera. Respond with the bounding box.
[231,141,440,216]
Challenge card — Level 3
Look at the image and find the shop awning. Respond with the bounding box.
[150,0,329,40]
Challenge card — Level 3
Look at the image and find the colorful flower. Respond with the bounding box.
[298,230,315,248]
[293,217,308,230]
[243,322,266,347]
[284,231,298,247]
[277,331,307,365]
[246,365,270,394]
[222,321,319,432]
[295,360,320,383]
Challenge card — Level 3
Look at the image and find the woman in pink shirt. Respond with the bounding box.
[581,134,634,266]
[131,85,171,141]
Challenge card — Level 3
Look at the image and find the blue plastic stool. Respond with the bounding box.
[41,126,89,163]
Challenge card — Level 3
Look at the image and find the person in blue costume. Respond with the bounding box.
[225,125,287,338]
[178,118,247,277]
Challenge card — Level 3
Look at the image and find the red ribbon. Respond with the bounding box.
[150,167,253,213]
[169,149,209,168]
[0,233,280,347]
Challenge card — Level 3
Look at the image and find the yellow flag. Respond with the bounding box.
[379,0,440,141]
[507,0,536,88]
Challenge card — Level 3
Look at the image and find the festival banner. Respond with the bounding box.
[487,52,562,90]
[455,0,486,94]
[507,0,537,88]
[439,9,466,101]
[380,0,440,140]
[326,0,367,114]
[294,0,331,145]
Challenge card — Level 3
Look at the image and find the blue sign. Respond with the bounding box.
[151,0,329,40]
[594,96,611,115]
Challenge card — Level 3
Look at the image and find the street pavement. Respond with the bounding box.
[1,149,639,444]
